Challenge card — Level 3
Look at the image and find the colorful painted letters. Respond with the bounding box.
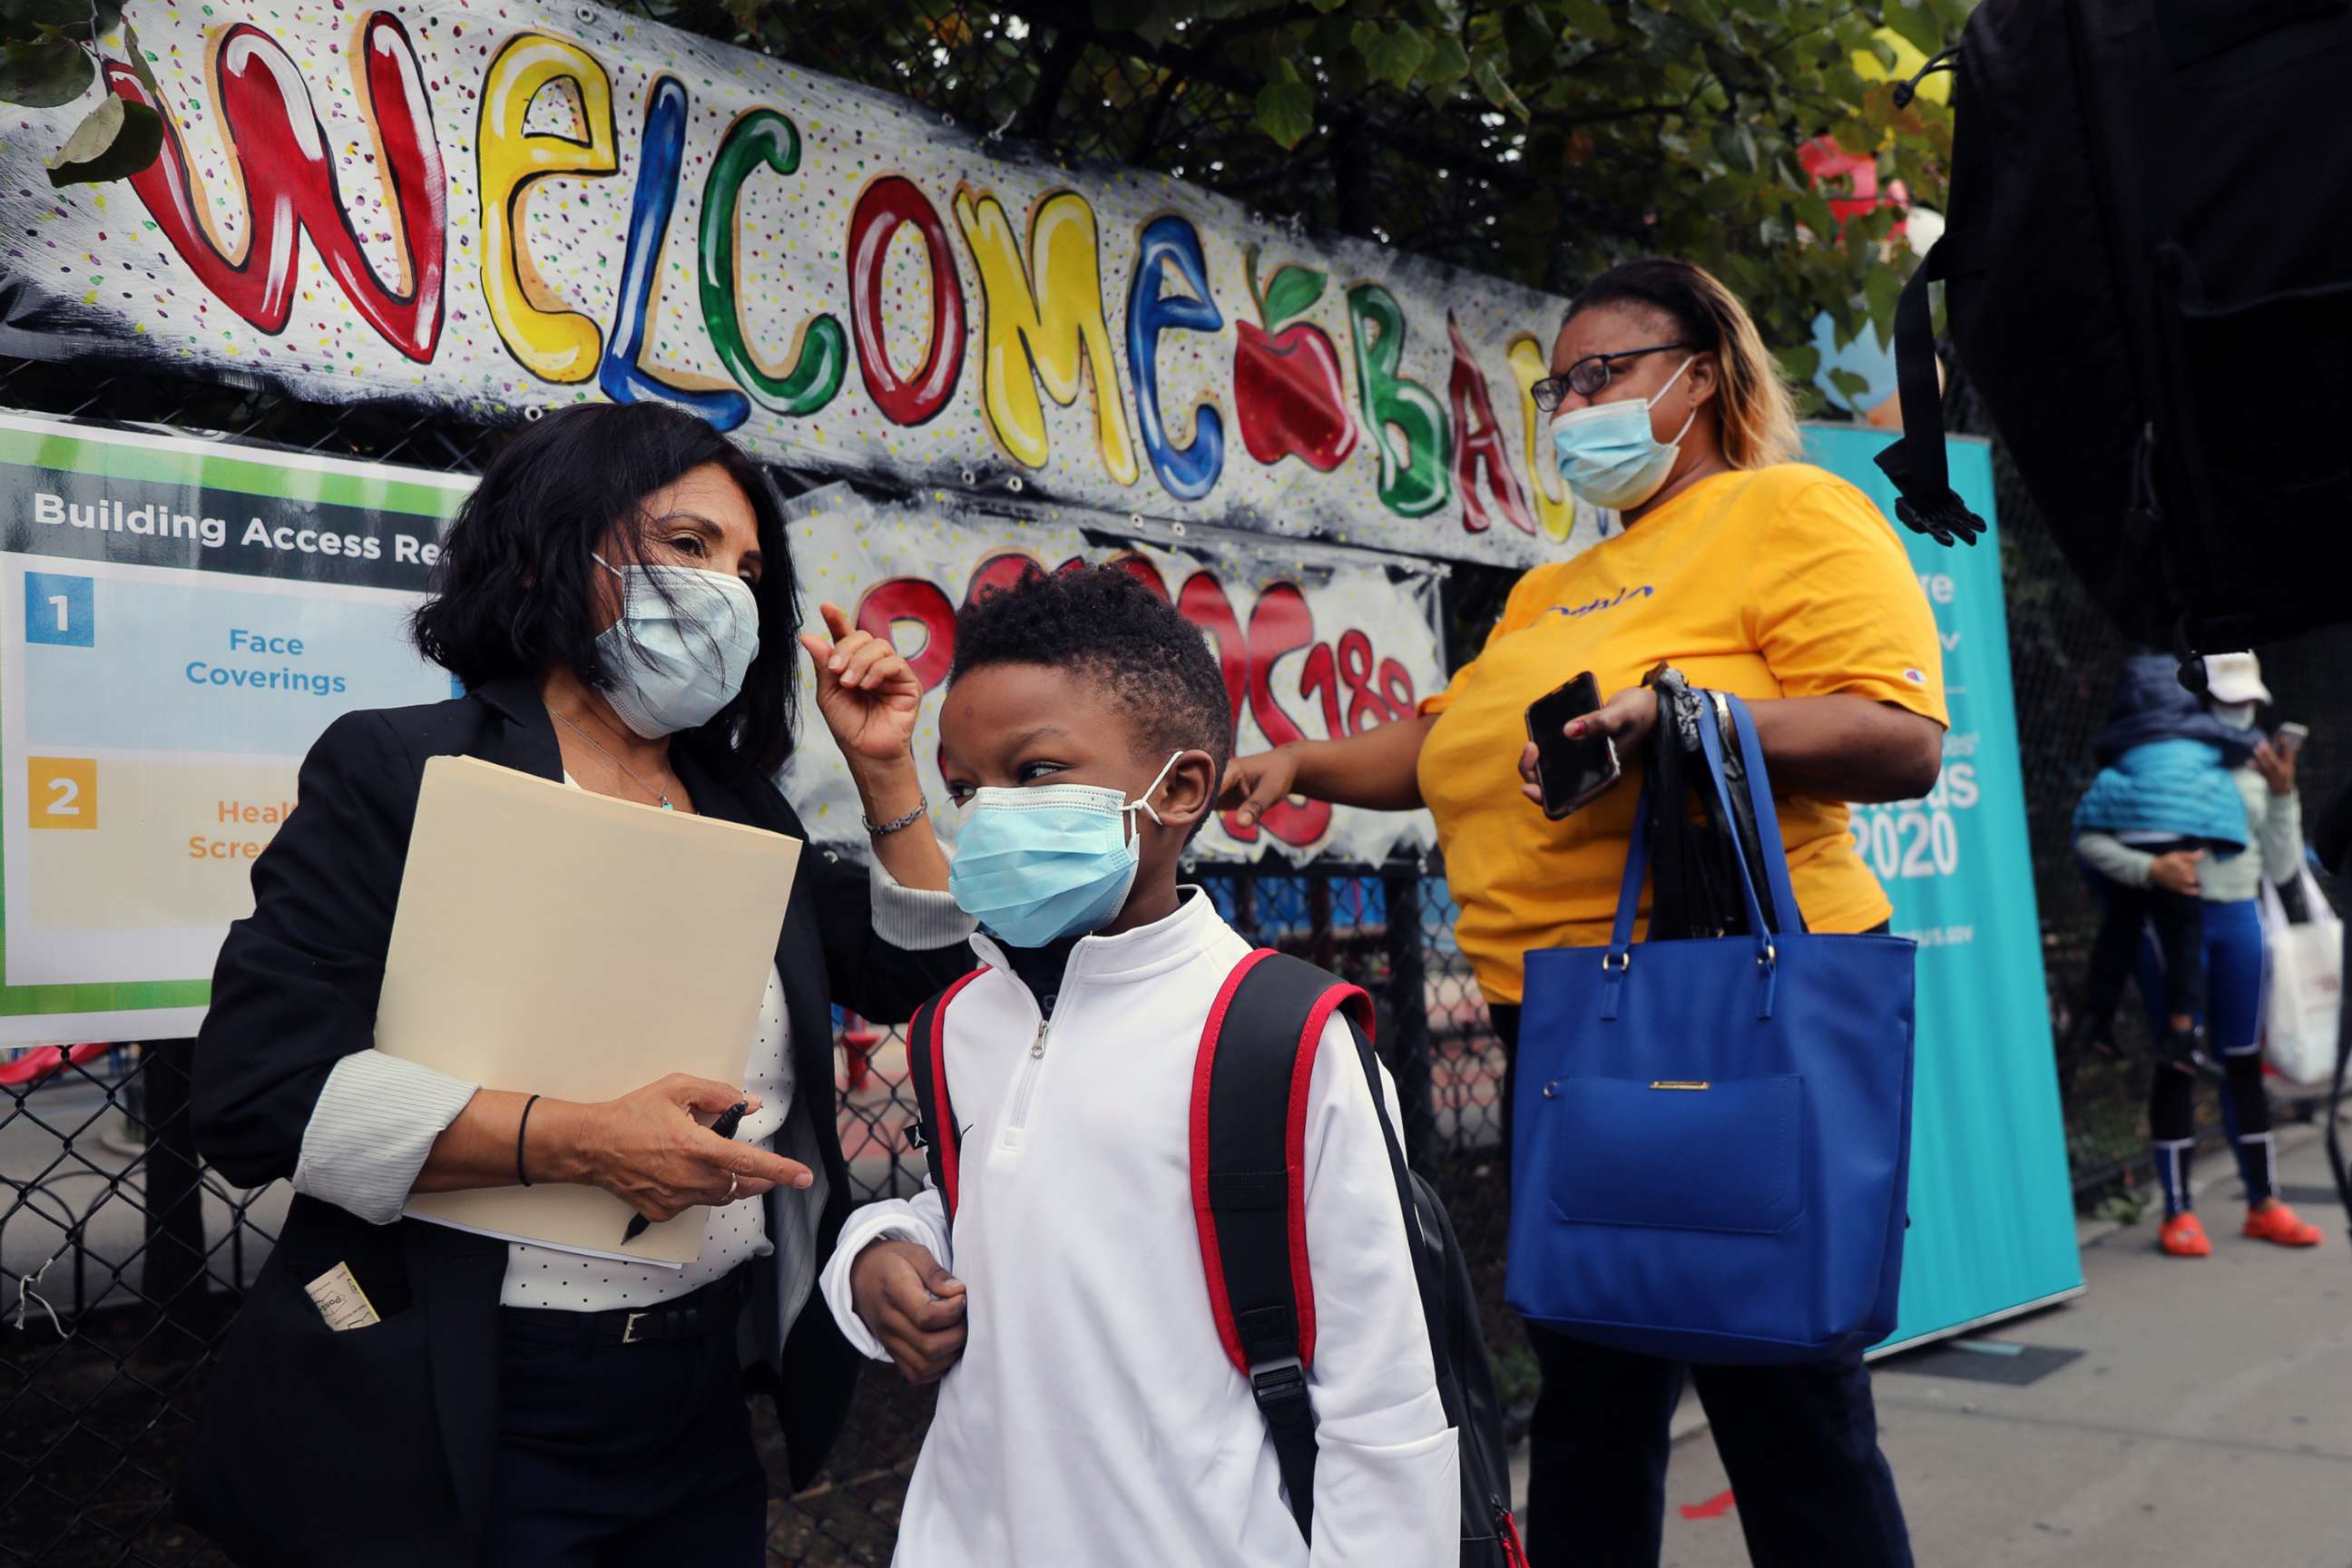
[1126,214,1225,503]
[954,186,1140,487]
[477,34,618,383]
[701,112,847,417]
[601,76,749,426]
[1348,283,1452,519]
[106,15,446,361]
[847,176,965,426]
[90,6,1578,561]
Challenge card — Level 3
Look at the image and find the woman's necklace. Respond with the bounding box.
[553,709,681,810]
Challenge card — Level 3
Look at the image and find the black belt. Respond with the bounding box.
[500,1269,748,1347]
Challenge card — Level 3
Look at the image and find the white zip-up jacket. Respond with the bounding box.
[819,890,1459,1567]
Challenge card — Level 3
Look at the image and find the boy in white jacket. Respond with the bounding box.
[820,564,1458,1567]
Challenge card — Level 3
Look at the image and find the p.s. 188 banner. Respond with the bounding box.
[778,487,1441,867]
[0,0,1595,570]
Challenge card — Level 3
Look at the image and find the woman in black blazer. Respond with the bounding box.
[180,405,974,1566]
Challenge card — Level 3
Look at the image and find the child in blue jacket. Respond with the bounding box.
[2068,653,2255,1070]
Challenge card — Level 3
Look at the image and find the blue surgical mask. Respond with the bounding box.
[593,556,760,739]
[1548,356,1699,511]
[949,753,1182,948]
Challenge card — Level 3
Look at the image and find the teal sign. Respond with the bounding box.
[1803,426,2084,1351]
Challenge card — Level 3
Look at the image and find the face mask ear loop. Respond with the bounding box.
[1125,751,1185,836]
[1644,355,1697,410]
[1648,356,1701,454]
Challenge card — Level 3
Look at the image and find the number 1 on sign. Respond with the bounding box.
[48,594,68,632]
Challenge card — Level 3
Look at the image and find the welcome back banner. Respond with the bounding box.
[0,0,1599,569]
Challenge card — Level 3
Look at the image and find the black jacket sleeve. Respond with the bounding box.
[801,843,975,1025]
[194,710,418,1189]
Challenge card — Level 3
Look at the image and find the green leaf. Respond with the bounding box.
[1775,343,1822,386]
[0,33,90,105]
[1421,31,1471,88]
[1307,0,1350,12]
[118,20,160,102]
[1881,0,1947,57]
[45,91,158,182]
[1711,122,1758,174]
[1254,61,1316,150]
[1828,367,1873,407]
[1261,264,1328,329]
[1863,264,1904,348]
[1554,0,1618,41]
[0,0,89,39]
[1502,4,1553,72]
[1473,54,1529,120]
[1089,0,1155,32]
[1353,20,1431,93]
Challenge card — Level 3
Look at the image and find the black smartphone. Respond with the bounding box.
[1525,671,1621,819]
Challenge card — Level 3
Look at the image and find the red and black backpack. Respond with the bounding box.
[905,948,1526,1567]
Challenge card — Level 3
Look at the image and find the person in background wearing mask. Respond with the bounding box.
[179,404,975,1567]
[2075,652,2321,1257]
[1219,258,1944,1568]
[2064,653,2257,1078]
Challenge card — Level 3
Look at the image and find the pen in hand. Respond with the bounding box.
[624,1099,750,1244]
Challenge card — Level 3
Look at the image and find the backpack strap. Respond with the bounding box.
[1332,1004,1450,1416]
[1871,238,1986,548]
[904,967,990,1225]
[1191,947,1377,1544]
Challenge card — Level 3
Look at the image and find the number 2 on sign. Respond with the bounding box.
[27,759,98,831]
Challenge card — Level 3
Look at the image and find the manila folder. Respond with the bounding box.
[376,755,802,1267]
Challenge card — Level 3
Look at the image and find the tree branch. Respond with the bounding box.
[1016,17,1093,142]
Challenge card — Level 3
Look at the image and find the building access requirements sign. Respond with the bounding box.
[0,414,462,1044]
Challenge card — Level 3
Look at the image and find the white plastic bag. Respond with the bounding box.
[2260,865,2343,1085]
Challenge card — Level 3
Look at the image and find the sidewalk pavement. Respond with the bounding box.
[1508,1122,2352,1567]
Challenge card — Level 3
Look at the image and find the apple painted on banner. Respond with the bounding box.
[1231,249,1358,473]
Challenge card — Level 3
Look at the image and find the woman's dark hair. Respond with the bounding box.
[1565,258,1801,468]
[412,403,800,773]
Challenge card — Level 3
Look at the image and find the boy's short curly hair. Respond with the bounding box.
[949,564,1233,784]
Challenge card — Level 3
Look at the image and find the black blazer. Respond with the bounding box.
[178,676,965,1567]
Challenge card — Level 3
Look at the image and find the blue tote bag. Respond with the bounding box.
[1504,692,1916,1364]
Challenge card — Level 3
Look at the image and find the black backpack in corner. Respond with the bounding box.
[1872,0,2352,656]
[905,950,1526,1568]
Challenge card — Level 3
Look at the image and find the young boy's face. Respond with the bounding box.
[937,662,1216,923]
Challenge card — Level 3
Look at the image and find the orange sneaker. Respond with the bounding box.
[2159,1212,2211,1257]
[2243,1200,2323,1248]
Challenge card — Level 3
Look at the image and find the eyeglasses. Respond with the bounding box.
[1530,344,1693,412]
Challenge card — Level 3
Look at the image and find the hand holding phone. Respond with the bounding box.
[2275,721,2308,759]
[1525,671,1622,818]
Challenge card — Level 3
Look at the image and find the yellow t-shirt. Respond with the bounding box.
[1417,464,1949,1004]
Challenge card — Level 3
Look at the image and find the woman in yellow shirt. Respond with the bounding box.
[1221,260,1945,1568]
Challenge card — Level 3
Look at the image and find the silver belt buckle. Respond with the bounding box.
[622,1310,650,1345]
